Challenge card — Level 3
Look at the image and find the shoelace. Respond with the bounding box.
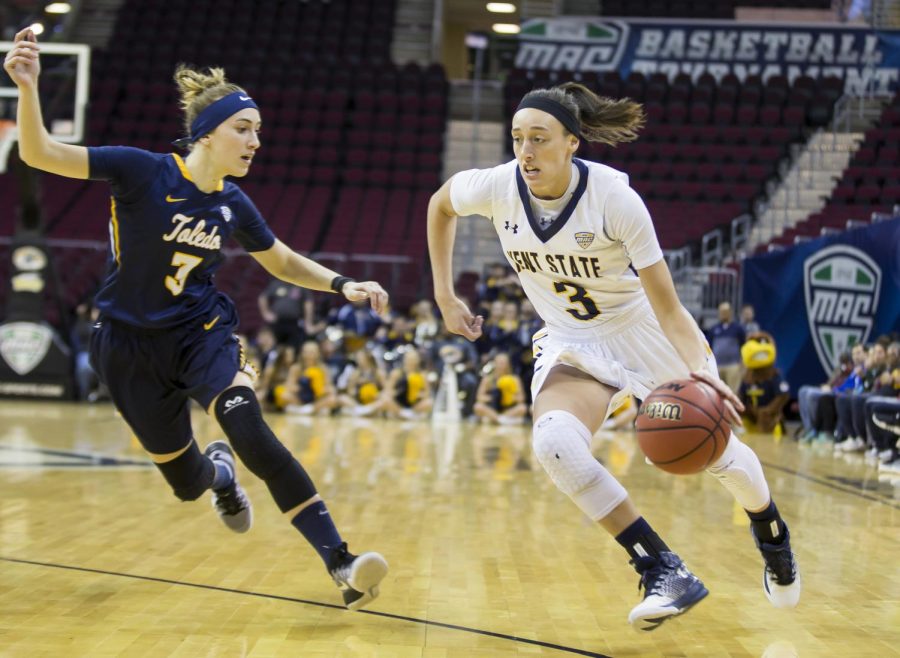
[328,542,356,583]
[763,547,796,585]
[215,486,247,515]
[632,554,678,597]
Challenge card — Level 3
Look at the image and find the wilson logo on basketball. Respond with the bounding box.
[641,402,682,421]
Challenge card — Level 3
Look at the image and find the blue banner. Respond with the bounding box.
[742,218,900,391]
[516,17,900,93]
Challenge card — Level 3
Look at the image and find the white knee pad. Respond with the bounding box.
[532,411,628,521]
[705,433,771,511]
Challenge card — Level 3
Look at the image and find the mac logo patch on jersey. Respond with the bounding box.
[575,232,595,249]
[220,205,233,223]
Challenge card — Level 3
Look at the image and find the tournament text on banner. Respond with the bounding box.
[515,17,900,94]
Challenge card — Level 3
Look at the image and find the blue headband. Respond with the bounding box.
[172,91,259,148]
[516,96,581,138]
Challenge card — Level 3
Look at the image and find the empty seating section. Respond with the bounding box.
[766,92,900,249]
[504,69,838,250]
[0,0,449,324]
[600,0,832,18]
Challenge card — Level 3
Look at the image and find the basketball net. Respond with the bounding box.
[0,120,16,174]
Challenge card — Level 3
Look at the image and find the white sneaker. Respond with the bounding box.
[328,543,389,611]
[878,459,900,476]
[752,525,800,609]
[840,437,865,452]
[204,441,252,533]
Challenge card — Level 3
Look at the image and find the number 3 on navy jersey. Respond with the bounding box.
[165,252,203,296]
[553,281,600,321]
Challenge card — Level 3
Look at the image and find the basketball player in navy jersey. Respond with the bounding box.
[4,29,388,610]
[427,82,800,629]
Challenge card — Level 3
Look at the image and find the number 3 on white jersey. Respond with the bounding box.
[165,251,203,296]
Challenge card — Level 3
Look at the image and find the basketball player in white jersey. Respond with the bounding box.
[427,83,800,631]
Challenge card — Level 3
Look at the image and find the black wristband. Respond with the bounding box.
[330,275,356,294]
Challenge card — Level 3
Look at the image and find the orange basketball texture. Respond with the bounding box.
[635,379,729,474]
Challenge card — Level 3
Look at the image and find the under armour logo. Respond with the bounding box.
[223,395,249,413]
[504,221,519,234]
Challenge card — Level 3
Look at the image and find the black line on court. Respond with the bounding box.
[0,444,151,467]
[0,556,613,658]
[760,460,900,510]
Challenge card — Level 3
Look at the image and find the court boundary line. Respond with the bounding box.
[760,459,900,510]
[0,555,613,658]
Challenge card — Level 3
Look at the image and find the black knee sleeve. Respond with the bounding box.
[215,386,317,511]
[156,441,214,501]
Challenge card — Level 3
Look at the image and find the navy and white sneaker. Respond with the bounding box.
[752,525,800,608]
[627,552,709,631]
[328,542,389,611]
[204,440,252,534]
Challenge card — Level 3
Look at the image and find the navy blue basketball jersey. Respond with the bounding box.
[88,147,276,328]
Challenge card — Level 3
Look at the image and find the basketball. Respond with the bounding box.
[635,379,730,475]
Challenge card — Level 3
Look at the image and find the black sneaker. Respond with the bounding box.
[328,542,389,611]
[751,524,800,608]
[627,552,708,631]
[204,440,252,533]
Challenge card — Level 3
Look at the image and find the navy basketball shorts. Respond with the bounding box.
[90,297,252,455]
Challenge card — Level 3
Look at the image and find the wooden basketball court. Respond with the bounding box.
[1,399,897,657]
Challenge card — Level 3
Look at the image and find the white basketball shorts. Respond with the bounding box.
[530,302,718,418]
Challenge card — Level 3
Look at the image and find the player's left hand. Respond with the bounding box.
[343,280,388,315]
[690,369,744,427]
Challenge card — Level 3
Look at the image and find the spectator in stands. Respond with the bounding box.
[796,350,853,442]
[835,340,889,453]
[250,326,278,374]
[514,298,544,404]
[337,349,387,418]
[477,262,518,304]
[381,347,433,420]
[3,31,388,609]
[284,340,338,416]
[71,302,105,402]
[707,301,746,393]
[473,352,528,425]
[411,298,440,350]
[740,304,761,335]
[863,341,900,466]
[430,323,481,418]
[258,279,306,348]
[260,344,296,410]
[332,298,383,353]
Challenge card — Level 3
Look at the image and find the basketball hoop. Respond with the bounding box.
[0,120,16,174]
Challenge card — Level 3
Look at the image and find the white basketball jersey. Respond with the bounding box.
[450,158,664,334]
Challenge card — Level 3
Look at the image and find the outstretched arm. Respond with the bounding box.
[250,239,388,315]
[3,29,88,178]
[427,177,483,341]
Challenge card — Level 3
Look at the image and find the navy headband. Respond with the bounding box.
[515,96,581,138]
[172,91,259,148]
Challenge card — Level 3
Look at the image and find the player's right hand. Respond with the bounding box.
[690,369,744,427]
[3,29,41,89]
[439,296,483,341]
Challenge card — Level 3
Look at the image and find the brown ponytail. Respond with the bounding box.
[520,82,645,146]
